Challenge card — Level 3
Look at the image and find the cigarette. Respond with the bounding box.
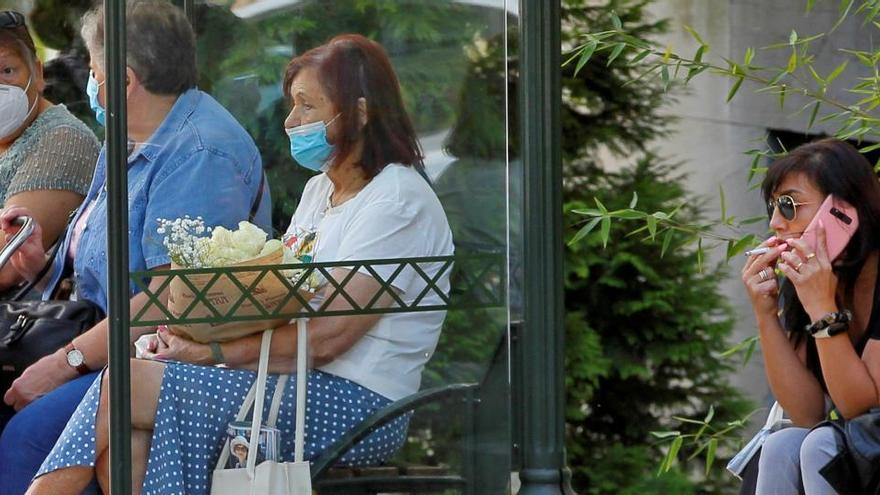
[744,247,771,257]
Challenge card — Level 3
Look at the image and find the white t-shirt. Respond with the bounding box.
[285,164,454,400]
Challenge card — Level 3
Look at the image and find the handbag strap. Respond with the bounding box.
[294,318,308,463]
[245,329,273,477]
[213,329,273,476]
[267,374,289,428]
[248,173,265,224]
[214,377,260,471]
[8,210,76,302]
[765,401,784,429]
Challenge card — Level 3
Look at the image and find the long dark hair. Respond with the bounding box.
[283,34,423,178]
[762,138,880,388]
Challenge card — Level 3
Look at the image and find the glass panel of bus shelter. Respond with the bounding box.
[196,0,516,491]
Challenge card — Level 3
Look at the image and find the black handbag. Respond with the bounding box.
[819,410,880,495]
[0,215,103,394]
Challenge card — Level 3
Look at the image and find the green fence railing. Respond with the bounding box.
[130,253,506,327]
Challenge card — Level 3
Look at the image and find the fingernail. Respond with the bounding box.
[778,243,788,251]
[767,235,777,243]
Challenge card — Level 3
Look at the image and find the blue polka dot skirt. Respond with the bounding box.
[37,363,409,494]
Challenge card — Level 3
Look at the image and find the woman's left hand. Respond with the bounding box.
[142,325,213,365]
[778,220,838,320]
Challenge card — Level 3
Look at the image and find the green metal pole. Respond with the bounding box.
[516,1,565,494]
[105,0,132,493]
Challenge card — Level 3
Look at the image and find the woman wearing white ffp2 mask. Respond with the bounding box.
[0,71,36,139]
[0,12,99,303]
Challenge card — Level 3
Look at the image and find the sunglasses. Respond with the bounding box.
[767,194,814,221]
[0,12,24,30]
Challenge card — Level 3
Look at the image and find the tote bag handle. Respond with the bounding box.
[214,319,309,476]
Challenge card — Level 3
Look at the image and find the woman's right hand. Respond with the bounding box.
[741,236,787,317]
[0,206,48,282]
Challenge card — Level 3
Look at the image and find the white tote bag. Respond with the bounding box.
[726,401,791,479]
[211,320,313,494]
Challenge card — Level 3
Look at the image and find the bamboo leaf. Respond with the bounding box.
[744,46,755,66]
[607,42,626,66]
[594,197,608,213]
[807,64,825,86]
[661,229,674,258]
[600,217,611,248]
[806,0,815,13]
[705,438,718,476]
[568,217,601,246]
[646,215,658,239]
[611,11,622,30]
[659,436,682,475]
[629,48,652,65]
[694,45,707,64]
[779,84,787,110]
[743,336,759,365]
[826,60,848,83]
[808,101,821,130]
[704,405,715,424]
[727,76,745,102]
[719,185,727,222]
[787,50,798,73]
[661,65,671,91]
[789,29,798,45]
[574,41,598,76]
[860,142,880,153]
[831,0,855,32]
[650,430,682,439]
[684,24,706,45]
[629,191,639,208]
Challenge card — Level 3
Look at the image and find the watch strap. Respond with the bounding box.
[209,341,225,364]
[63,342,90,375]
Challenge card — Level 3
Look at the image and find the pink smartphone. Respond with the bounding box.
[800,195,859,262]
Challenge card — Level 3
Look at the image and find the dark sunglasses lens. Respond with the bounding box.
[777,196,796,220]
[0,12,24,29]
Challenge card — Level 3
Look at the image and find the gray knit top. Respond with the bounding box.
[0,105,99,203]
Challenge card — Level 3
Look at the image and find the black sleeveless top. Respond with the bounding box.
[854,263,880,356]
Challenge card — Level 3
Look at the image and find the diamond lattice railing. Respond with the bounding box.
[130,253,506,327]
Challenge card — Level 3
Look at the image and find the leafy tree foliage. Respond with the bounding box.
[562,1,752,492]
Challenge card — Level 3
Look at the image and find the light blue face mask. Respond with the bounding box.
[285,114,340,172]
[86,71,106,127]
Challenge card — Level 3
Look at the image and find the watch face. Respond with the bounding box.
[67,349,84,367]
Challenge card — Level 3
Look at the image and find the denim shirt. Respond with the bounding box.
[44,89,272,314]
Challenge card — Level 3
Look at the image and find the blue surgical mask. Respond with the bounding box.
[86,71,106,127]
[285,114,340,172]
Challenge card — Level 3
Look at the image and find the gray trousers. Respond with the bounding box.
[755,426,840,495]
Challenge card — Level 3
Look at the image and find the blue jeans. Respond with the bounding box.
[0,372,100,495]
[756,426,839,494]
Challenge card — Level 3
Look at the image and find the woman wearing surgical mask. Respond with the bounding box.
[0,11,99,293]
[29,33,452,495]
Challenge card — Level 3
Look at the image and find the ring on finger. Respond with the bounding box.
[795,261,804,272]
[759,269,768,282]
[805,252,816,261]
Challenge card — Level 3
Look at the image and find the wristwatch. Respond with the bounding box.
[806,310,852,339]
[63,342,90,375]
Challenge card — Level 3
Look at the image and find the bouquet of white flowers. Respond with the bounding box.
[157,218,317,343]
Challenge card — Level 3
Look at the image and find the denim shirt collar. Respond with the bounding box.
[127,88,201,164]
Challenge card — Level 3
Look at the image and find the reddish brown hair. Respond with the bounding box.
[283,34,422,178]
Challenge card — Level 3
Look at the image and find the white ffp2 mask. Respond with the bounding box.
[0,75,35,139]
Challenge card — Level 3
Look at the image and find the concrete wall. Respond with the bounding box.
[624,0,875,411]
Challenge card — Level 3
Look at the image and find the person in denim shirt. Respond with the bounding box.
[0,2,270,493]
